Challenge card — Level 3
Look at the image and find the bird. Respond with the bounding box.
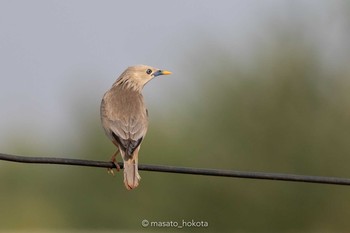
[100,65,171,190]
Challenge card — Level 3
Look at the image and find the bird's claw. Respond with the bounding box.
[107,150,120,176]
[107,161,121,176]
[107,168,115,176]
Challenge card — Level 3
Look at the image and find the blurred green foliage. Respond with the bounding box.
[2,19,350,233]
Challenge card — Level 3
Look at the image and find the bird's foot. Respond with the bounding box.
[107,162,121,176]
[107,150,120,176]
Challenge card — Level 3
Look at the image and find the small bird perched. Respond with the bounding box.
[100,65,171,190]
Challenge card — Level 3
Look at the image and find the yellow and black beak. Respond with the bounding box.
[153,69,172,77]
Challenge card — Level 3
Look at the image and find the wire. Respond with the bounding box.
[0,152,349,186]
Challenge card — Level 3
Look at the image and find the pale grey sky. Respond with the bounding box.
[0,0,348,151]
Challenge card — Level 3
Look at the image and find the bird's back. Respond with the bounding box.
[101,85,149,157]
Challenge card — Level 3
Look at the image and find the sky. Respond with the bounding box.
[0,0,348,151]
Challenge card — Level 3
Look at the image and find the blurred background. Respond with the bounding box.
[1,0,350,232]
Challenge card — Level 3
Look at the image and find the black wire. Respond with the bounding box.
[0,152,349,186]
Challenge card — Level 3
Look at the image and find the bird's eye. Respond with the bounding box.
[146,69,152,75]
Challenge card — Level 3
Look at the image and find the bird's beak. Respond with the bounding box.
[153,69,172,77]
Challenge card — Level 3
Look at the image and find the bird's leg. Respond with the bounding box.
[107,149,121,175]
[111,150,121,171]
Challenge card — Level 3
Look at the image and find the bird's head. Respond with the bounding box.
[116,65,171,92]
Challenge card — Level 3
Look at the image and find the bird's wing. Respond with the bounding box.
[109,116,148,157]
[101,88,148,158]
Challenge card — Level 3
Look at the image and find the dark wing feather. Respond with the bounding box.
[112,132,143,158]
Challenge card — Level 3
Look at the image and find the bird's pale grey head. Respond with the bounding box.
[115,65,171,92]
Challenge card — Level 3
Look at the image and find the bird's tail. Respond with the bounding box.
[123,154,141,190]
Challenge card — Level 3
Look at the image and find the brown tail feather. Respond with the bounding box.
[123,154,141,190]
